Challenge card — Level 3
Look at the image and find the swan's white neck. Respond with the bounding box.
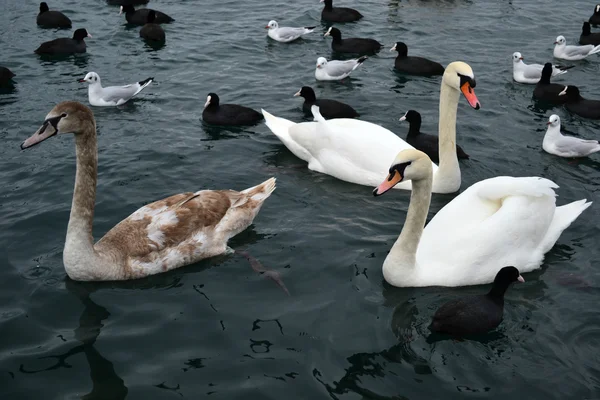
[433,82,461,193]
[382,174,432,286]
[62,124,111,280]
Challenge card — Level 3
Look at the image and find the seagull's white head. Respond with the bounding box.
[316,57,327,69]
[547,114,560,127]
[266,20,278,30]
[512,52,524,63]
[78,71,100,85]
[554,36,566,45]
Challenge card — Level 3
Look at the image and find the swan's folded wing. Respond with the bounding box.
[94,190,237,277]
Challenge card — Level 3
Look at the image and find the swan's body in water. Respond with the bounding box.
[262,61,480,194]
[373,149,591,287]
[20,101,276,281]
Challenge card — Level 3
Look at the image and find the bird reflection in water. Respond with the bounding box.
[19,280,128,400]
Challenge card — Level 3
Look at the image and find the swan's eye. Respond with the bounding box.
[61,113,67,118]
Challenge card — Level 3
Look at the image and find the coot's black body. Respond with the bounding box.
[321,0,362,23]
[391,42,444,76]
[295,86,358,119]
[121,4,174,25]
[401,110,469,163]
[562,85,600,119]
[429,267,524,336]
[325,27,382,55]
[0,67,15,86]
[202,93,263,126]
[139,11,165,42]
[533,63,569,105]
[35,28,90,55]
[36,2,72,29]
[580,22,600,46]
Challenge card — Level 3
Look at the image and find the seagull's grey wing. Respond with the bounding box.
[325,60,357,77]
[276,27,307,40]
[100,84,139,102]
[521,64,543,79]
[555,135,600,155]
[565,44,595,57]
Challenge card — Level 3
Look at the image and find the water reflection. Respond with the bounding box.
[20,280,128,400]
[37,53,90,69]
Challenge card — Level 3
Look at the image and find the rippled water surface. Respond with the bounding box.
[1,0,600,398]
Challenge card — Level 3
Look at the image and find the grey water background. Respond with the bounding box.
[1,0,599,398]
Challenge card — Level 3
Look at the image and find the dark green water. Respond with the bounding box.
[1,0,600,398]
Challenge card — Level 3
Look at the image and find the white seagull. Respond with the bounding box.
[512,52,573,84]
[265,20,315,43]
[553,35,600,60]
[543,114,600,158]
[78,72,154,106]
[315,56,367,81]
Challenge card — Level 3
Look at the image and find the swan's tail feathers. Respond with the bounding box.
[261,109,295,141]
[590,45,600,55]
[311,105,326,122]
[477,176,558,202]
[241,177,277,202]
[540,199,592,254]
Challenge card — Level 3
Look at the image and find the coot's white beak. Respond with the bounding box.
[204,96,211,108]
[119,6,123,14]
[293,90,301,97]
[517,275,525,283]
[390,44,397,52]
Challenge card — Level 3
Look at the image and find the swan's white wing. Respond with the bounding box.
[288,116,437,189]
[415,176,561,286]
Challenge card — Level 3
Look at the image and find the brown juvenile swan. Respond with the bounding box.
[21,101,276,281]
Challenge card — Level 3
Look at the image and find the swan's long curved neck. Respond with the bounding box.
[435,82,460,190]
[63,124,104,277]
[383,175,432,282]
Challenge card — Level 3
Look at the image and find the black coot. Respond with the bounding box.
[561,85,600,119]
[400,110,469,163]
[391,42,444,76]
[533,63,569,105]
[321,0,362,23]
[294,86,358,119]
[589,4,600,25]
[0,67,15,86]
[121,4,174,25]
[429,266,524,336]
[35,28,91,55]
[580,22,600,45]
[36,2,72,29]
[139,11,165,42]
[324,27,382,55]
[202,93,264,126]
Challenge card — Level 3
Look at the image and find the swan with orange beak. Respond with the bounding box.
[261,61,480,194]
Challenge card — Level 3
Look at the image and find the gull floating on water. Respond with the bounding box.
[78,72,153,106]
[315,56,367,81]
[553,35,600,60]
[512,52,573,84]
[543,114,600,158]
[265,20,315,43]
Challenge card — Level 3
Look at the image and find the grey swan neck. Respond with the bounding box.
[63,121,107,280]
[382,174,432,286]
[434,82,461,193]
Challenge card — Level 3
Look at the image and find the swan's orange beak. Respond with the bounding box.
[373,170,402,196]
[461,81,480,110]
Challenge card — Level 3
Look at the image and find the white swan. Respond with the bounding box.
[20,101,276,281]
[262,61,480,194]
[373,149,591,287]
